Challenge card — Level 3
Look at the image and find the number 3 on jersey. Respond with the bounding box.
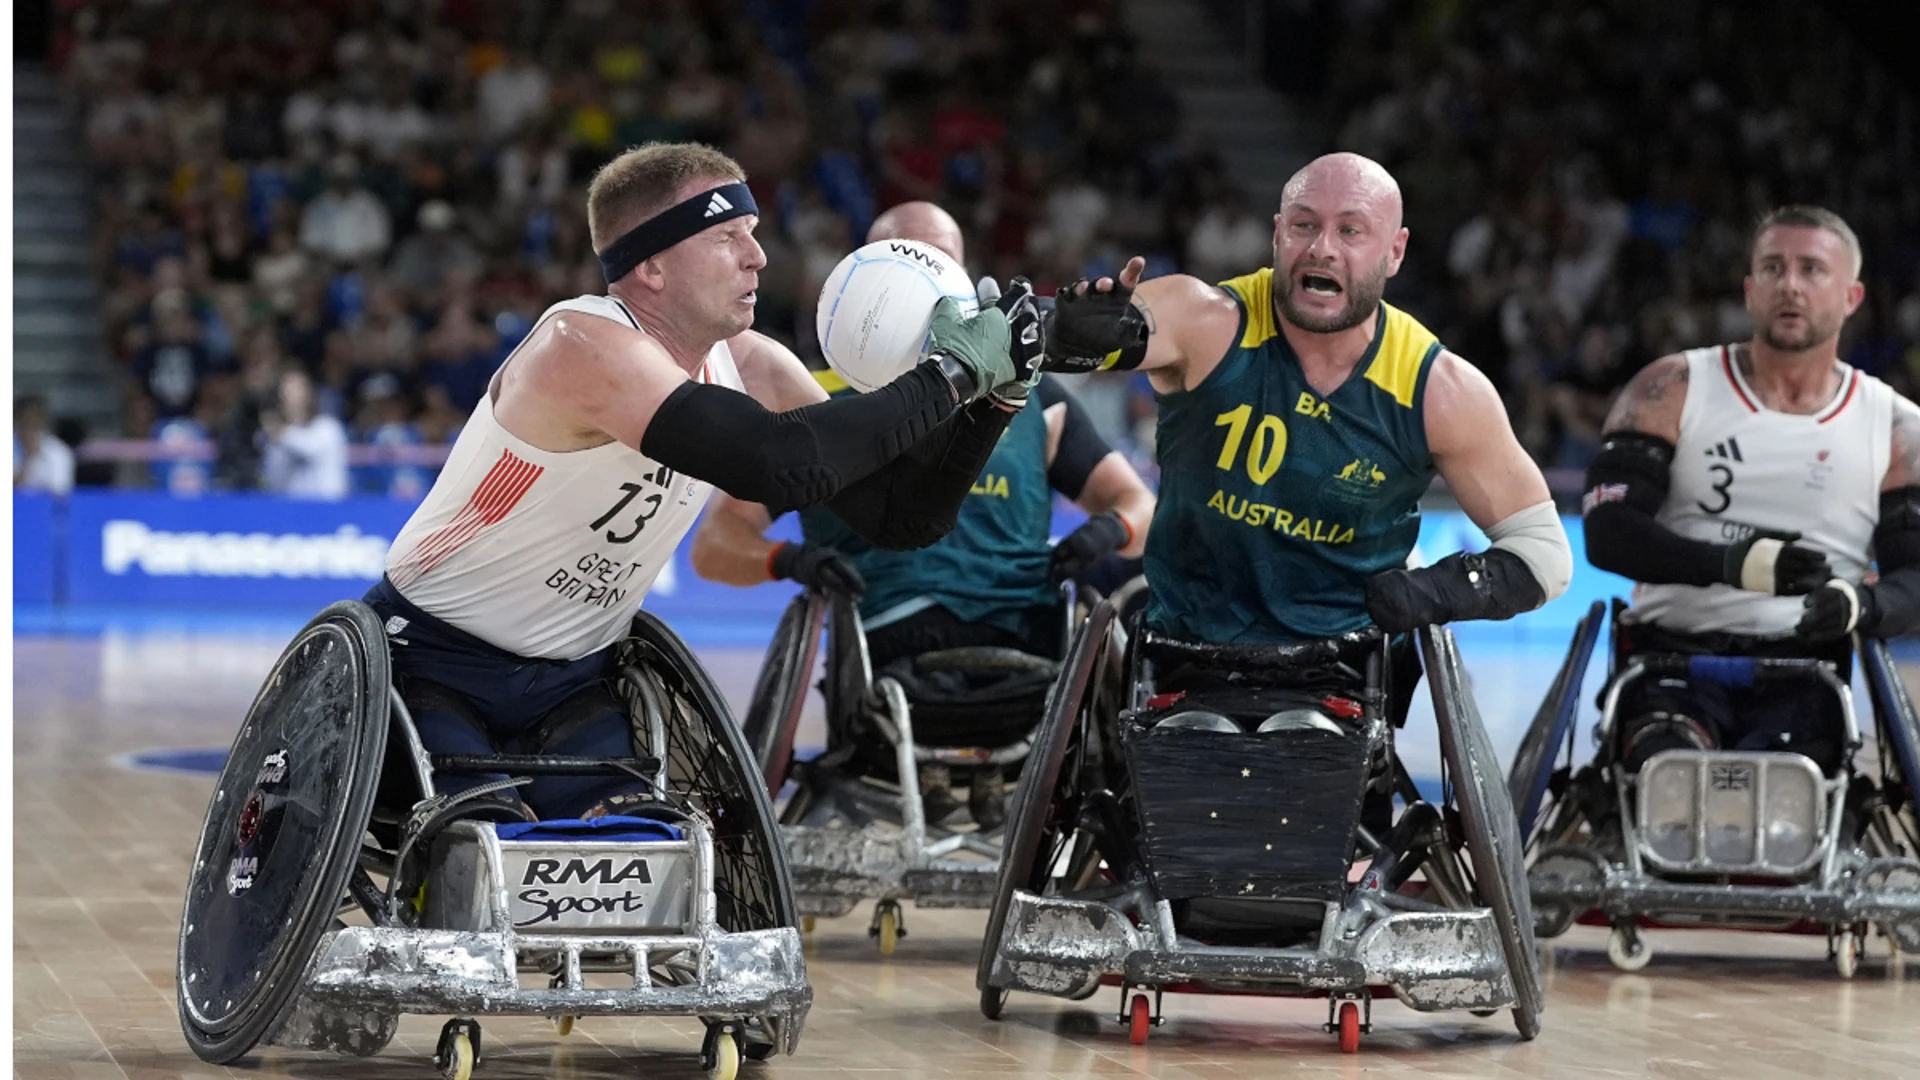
[1697,463,1734,515]
[1214,404,1288,484]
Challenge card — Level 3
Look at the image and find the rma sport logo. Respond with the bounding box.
[100,520,391,579]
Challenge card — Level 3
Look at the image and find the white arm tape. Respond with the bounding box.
[1485,500,1572,604]
[1739,538,1785,593]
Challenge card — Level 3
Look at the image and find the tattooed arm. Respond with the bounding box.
[1586,351,1831,594]
[1599,352,1690,442]
[1882,395,1920,492]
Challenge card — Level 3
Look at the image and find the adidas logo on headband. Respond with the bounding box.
[703,192,733,218]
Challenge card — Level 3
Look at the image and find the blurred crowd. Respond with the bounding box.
[1319,0,1920,467]
[46,0,1236,497]
[28,0,1919,502]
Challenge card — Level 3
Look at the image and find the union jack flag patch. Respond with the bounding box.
[1582,483,1628,515]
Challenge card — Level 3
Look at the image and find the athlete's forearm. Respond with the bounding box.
[826,399,1015,550]
[688,498,780,587]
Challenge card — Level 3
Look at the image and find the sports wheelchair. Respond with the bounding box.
[1514,600,1920,975]
[738,586,1079,953]
[975,595,1544,1053]
[176,601,810,1080]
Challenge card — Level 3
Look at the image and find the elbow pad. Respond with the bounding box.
[1863,486,1920,637]
[1582,431,1673,517]
[1487,500,1572,603]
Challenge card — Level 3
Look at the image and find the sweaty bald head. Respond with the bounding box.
[868,201,965,264]
[1280,152,1404,233]
[1271,152,1409,334]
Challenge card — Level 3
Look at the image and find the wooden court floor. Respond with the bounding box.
[13,630,1920,1079]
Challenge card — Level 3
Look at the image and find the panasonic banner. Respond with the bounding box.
[51,490,808,621]
[23,491,1624,638]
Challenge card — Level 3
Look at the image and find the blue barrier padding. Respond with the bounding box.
[495,815,683,842]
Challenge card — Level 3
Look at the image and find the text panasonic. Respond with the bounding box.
[102,520,390,579]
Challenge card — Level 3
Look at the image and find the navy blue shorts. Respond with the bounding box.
[365,577,644,818]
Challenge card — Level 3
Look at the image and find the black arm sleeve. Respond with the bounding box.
[638,362,955,512]
[1034,376,1117,499]
[1581,431,1728,586]
[822,399,1015,550]
[1867,486,1920,636]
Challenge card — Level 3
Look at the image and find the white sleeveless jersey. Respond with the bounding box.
[1626,344,1893,637]
[385,294,741,660]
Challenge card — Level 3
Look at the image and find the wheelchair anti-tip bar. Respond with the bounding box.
[428,754,663,777]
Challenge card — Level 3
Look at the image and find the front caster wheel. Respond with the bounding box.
[1337,1001,1361,1054]
[1607,925,1652,972]
[435,1019,482,1080]
[701,1022,740,1080]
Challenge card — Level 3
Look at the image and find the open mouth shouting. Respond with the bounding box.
[1298,270,1344,298]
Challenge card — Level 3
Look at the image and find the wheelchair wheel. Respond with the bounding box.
[177,601,391,1063]
[1509,601,1606,846]
[1420,626,1545,1041]
[740,592,828,794]
[1862,637,1920,829]
[976,599,1117,1008]
[623,611,801,933]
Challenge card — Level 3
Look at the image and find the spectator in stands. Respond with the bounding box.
[14,397,77,497]
[131,289,217,419]
[387,200,482,304]
[476,47,552,142]
[260,368,350,500]
[1184,187,1272,286]
[299,153,392,264]
[353,372,431,500]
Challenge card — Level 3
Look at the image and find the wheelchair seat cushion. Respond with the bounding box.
[874,648,1059,748]
[496,815,683,843]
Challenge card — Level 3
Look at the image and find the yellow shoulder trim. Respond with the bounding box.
[1218,268,1276,349]
[1364,303,1441,409]
[812,368,851,394]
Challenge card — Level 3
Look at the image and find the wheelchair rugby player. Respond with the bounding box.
[1517,206,1920,974]
[974,153,1571,1051]
[692,203,1155,948]
[174,144,1044,1078]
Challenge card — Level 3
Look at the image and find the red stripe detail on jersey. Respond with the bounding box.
[1818,371,1859,424]
[1721,346,1759,413]
[390,450,544,587]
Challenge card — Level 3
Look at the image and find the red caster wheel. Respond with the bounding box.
[1128,993,1152,1045]
[1337,1001,1361,1054]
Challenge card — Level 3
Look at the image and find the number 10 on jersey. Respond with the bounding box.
[1215,405,1289,484]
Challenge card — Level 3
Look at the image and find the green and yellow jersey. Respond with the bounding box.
[1143,267,1445,643]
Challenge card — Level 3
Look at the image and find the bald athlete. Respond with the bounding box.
[1038,153,1570,644]
[693,201,1154,824]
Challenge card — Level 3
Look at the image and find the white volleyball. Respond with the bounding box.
[815,238,978,392]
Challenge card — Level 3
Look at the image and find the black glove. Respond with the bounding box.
[977,276,1045,407]
[770,542,865,598]
[1364,550,1546,633]
[1042,276,1148,374]
[1797,578,1876,640]
[1049,511,1131,584]
[1723,527,1831,595]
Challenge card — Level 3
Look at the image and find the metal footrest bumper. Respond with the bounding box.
[293,925,810,1040]
[784,824,999,913]
[1531,851,1920,939]
[985,890,1517,1013]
